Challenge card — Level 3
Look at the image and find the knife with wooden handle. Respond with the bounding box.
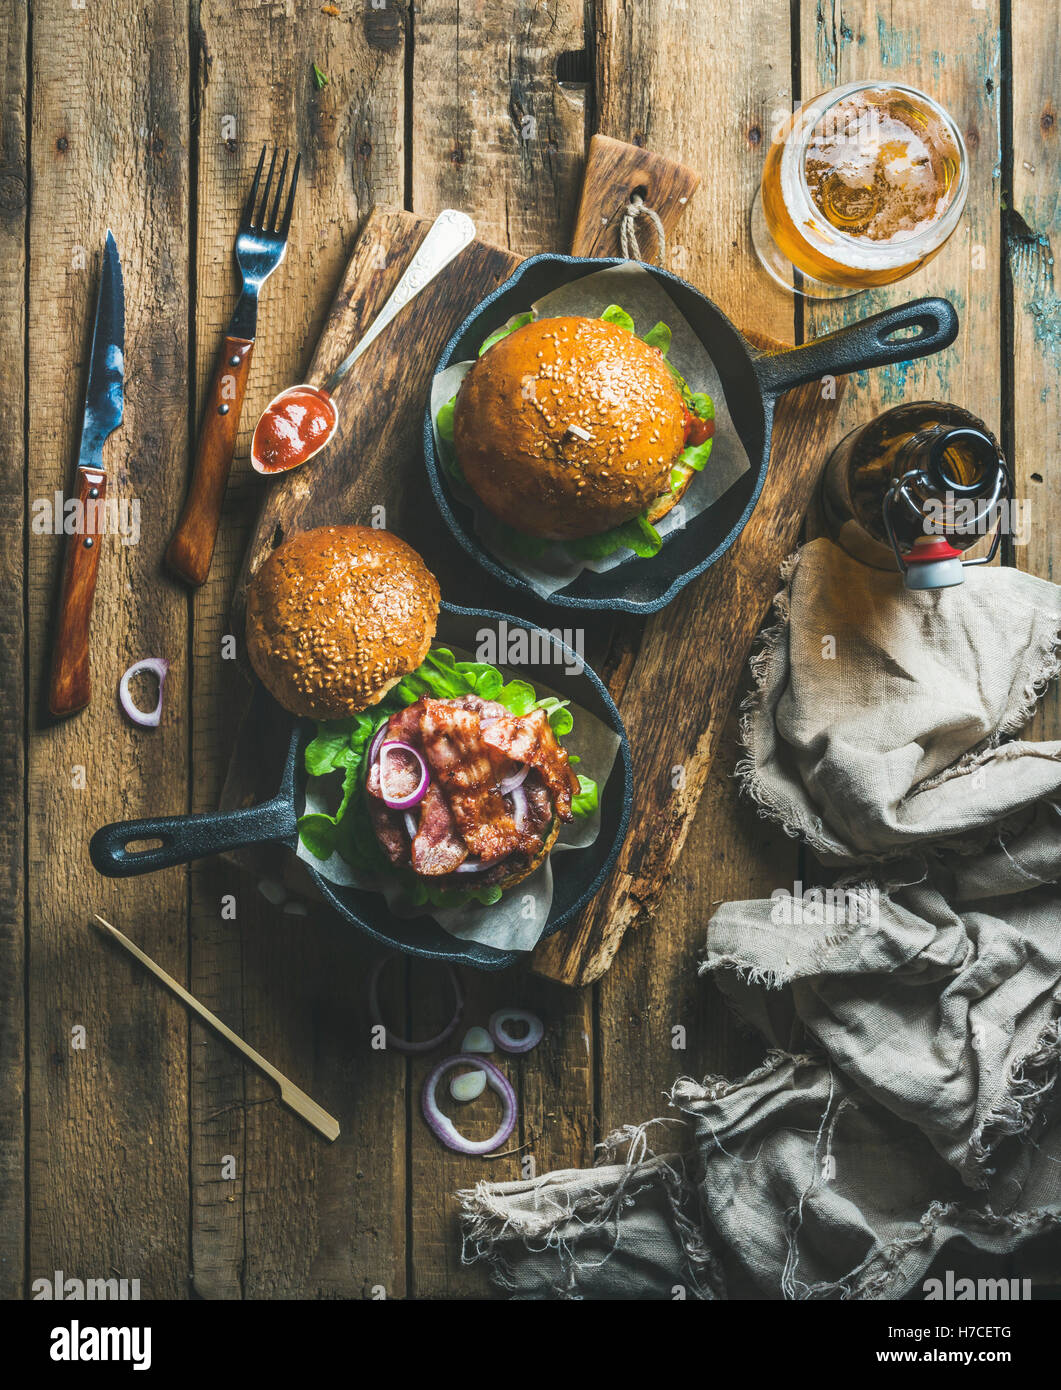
[48,230,125,718]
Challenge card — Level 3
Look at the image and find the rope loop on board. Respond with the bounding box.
[618,193,666,266]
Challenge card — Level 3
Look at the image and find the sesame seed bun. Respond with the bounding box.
[453,316,688,540]
[245,526,440,719]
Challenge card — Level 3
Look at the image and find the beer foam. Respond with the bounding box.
[779,89,962,272]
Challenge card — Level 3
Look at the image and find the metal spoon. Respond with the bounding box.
[251,208,476,474]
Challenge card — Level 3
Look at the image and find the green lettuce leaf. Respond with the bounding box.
[478,311,534,356]
[572,774,599,818]
[600,303,635,332]
[566,512,662,561]
[436,398,455,443]
[641,320,671,355]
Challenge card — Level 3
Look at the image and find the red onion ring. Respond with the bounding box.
[118,657,169,728]
[509,784,528,832]
[368,721,389,768]
[380,741,430,809]
[421,1053,517,1155]
[489,1008,544,1054]
[368,957,463,1054]
[499,763,529,795]
[454,854,508,875]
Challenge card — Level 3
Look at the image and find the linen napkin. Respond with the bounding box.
[459,539,1061,1299]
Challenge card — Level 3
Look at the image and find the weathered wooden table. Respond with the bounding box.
[2,0,1056,1298]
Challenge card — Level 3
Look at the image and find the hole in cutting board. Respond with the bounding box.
[556,49,590,85]
[271,522,285,550]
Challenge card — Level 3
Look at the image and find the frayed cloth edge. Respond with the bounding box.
[456,1119,724,1300]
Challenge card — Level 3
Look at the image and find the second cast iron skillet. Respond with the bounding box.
[89,604,632,972]
[423,254,959,614]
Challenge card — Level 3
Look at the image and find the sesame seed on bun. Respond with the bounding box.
[245,525,440,719]
[452,315,688,540]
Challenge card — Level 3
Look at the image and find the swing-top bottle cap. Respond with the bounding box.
[903,535,964,589]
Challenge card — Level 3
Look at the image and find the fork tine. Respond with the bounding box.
[241,144,267,230]
[268,149,290,233]
[279,151,301,240]
[256,146,278,229]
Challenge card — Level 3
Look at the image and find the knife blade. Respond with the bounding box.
[48,230,125,718]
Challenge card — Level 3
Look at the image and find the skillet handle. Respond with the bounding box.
[90,794,298,878]
[752,296,959,399]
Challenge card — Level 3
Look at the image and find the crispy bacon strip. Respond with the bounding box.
[367,798,409,866]
[481,707,578,820]
[411,783,467,875]
[419,698,522,862]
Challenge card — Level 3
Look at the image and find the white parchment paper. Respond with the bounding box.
[430,262,749,598]
[295,645,622,952]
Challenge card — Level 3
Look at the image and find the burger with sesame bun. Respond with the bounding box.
[435,305,715,561]
[245,525,598,909]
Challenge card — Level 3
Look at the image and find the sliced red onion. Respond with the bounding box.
[490,1008,544,1054]
[451,1069,487,1102]
[368,721,389,768]
[461,1026,494,1054]
[380,741,430,809]
[403,811,419,842]
[454,853,511,875]
[499,763,529,795]
[422,1053,516,1155]
[118,657,169,728]
[368,957,463,1054]
[509,784,528,832]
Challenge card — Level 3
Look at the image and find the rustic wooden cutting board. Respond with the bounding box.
[226,138,846,987]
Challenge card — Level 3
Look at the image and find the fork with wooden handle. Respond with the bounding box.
[165,144,300,586]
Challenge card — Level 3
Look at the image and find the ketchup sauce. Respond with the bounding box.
[252,386,337,473]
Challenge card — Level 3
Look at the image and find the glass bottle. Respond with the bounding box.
[820,402,1009,588]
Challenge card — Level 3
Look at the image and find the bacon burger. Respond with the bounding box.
[245,525,590,903]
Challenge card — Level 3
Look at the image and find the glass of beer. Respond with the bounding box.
[751,81,968,298]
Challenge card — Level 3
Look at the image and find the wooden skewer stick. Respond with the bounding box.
[93,914,340,1143]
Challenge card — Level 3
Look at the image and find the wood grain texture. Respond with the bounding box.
[188,0,408,1299]
[166,335,254,586]
[571,133,700,258]
[1008,0,1061,1295]
[1009,0,1061,741]
[801,5,1002,462]
[411,0,586,254]
[47,467,107,716]
[0,0,26,1300]
[25,0,191,1297]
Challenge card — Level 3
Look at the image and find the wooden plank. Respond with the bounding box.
[0,0,26,1301]
[407,0,593,1299]
[1008,0,1061,1295]
[1009,0,1061,741]
[189,1,407,1298]
[410,0,587,254]
[801,4,1003,478]
[25,0,190,1297]
[585,0,804,1129]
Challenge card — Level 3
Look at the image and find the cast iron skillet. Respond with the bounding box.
[423,254,960,614]
[89,603,632,972]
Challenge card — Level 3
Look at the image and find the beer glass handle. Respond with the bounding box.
[752,297,959,399]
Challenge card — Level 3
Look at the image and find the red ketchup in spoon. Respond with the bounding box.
[251,385,337,473]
